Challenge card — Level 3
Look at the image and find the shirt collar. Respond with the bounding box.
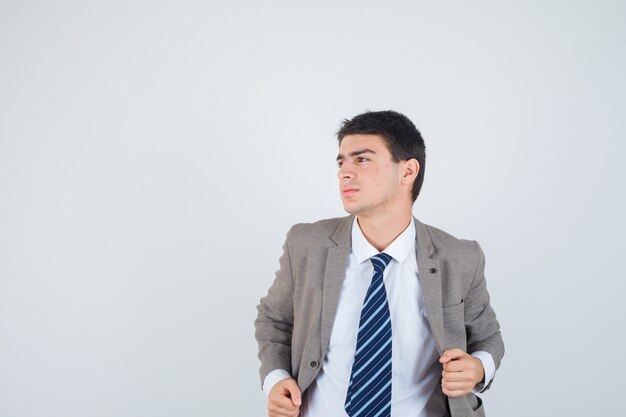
[351,216,416,264]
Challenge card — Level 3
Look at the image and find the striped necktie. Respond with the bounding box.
[345,252,393,417]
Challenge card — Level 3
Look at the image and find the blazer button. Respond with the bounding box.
[429,267,437,273]
[308,360,319,369]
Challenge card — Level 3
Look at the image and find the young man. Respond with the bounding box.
[255,110,504,417]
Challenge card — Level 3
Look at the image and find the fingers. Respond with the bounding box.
[283,379,302,407]
[268,378,302,417]
[269,394,298,411]
[442,358,469,372]
[439,348,467,364]
[439,351,485,398]
[441,383,472,398]
[442,356,483,379]
[268,404,300,417]
[268,396,300,417]
[441,366,474,397]
[442,368,475,383]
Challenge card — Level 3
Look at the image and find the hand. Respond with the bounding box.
[439,348,484,398]
[268,377,302,417]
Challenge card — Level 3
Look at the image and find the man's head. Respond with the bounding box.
[335,111,426,216]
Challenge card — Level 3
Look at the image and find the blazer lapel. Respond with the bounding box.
[414,216,445,354]
[320,215,353,359]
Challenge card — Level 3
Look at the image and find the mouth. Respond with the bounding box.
[341,188,358,196]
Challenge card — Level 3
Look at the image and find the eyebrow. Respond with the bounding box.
[336,148,376,161]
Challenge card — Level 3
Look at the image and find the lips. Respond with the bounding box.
[342,187,358,195]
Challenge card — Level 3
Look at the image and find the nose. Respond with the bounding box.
[337,162,354,181]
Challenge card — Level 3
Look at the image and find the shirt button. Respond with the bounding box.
[308,360,319,369]
[429,267,437,273]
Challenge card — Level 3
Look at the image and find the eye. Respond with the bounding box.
[357,157,369,163]
[337,161,343,168]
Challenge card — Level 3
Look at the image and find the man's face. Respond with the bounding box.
[336,134,405,217]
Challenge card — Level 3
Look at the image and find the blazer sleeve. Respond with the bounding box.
[464,241,505,390]
[254,226,296,386]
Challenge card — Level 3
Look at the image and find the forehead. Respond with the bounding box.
[338,134,391,156]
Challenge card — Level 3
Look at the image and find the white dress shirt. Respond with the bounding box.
[264,217,495,417]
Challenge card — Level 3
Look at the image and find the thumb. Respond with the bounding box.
[439,348,466,364]
[284,379,302,407]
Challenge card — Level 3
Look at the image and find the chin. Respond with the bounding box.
[341,203,355,214]
[342,203,363,216]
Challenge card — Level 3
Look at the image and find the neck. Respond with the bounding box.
[356,207,413,252]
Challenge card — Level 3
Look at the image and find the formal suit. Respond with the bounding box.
[255,215,504,417]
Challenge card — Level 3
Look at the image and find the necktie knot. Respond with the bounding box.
[370,252,392,273]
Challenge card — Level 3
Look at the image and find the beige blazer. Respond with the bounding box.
[255,215,504,417]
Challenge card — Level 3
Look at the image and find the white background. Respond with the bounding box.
[1,1,625,416]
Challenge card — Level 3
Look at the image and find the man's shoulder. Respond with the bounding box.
[285,215,352,245]
[416,218,481,259]
[419,220,472,244]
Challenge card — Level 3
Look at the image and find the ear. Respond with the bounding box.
[400,159,419,185]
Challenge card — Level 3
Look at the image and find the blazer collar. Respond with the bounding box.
[330,214,435,256]
[414,216,435,258]
[330,214,354,247]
